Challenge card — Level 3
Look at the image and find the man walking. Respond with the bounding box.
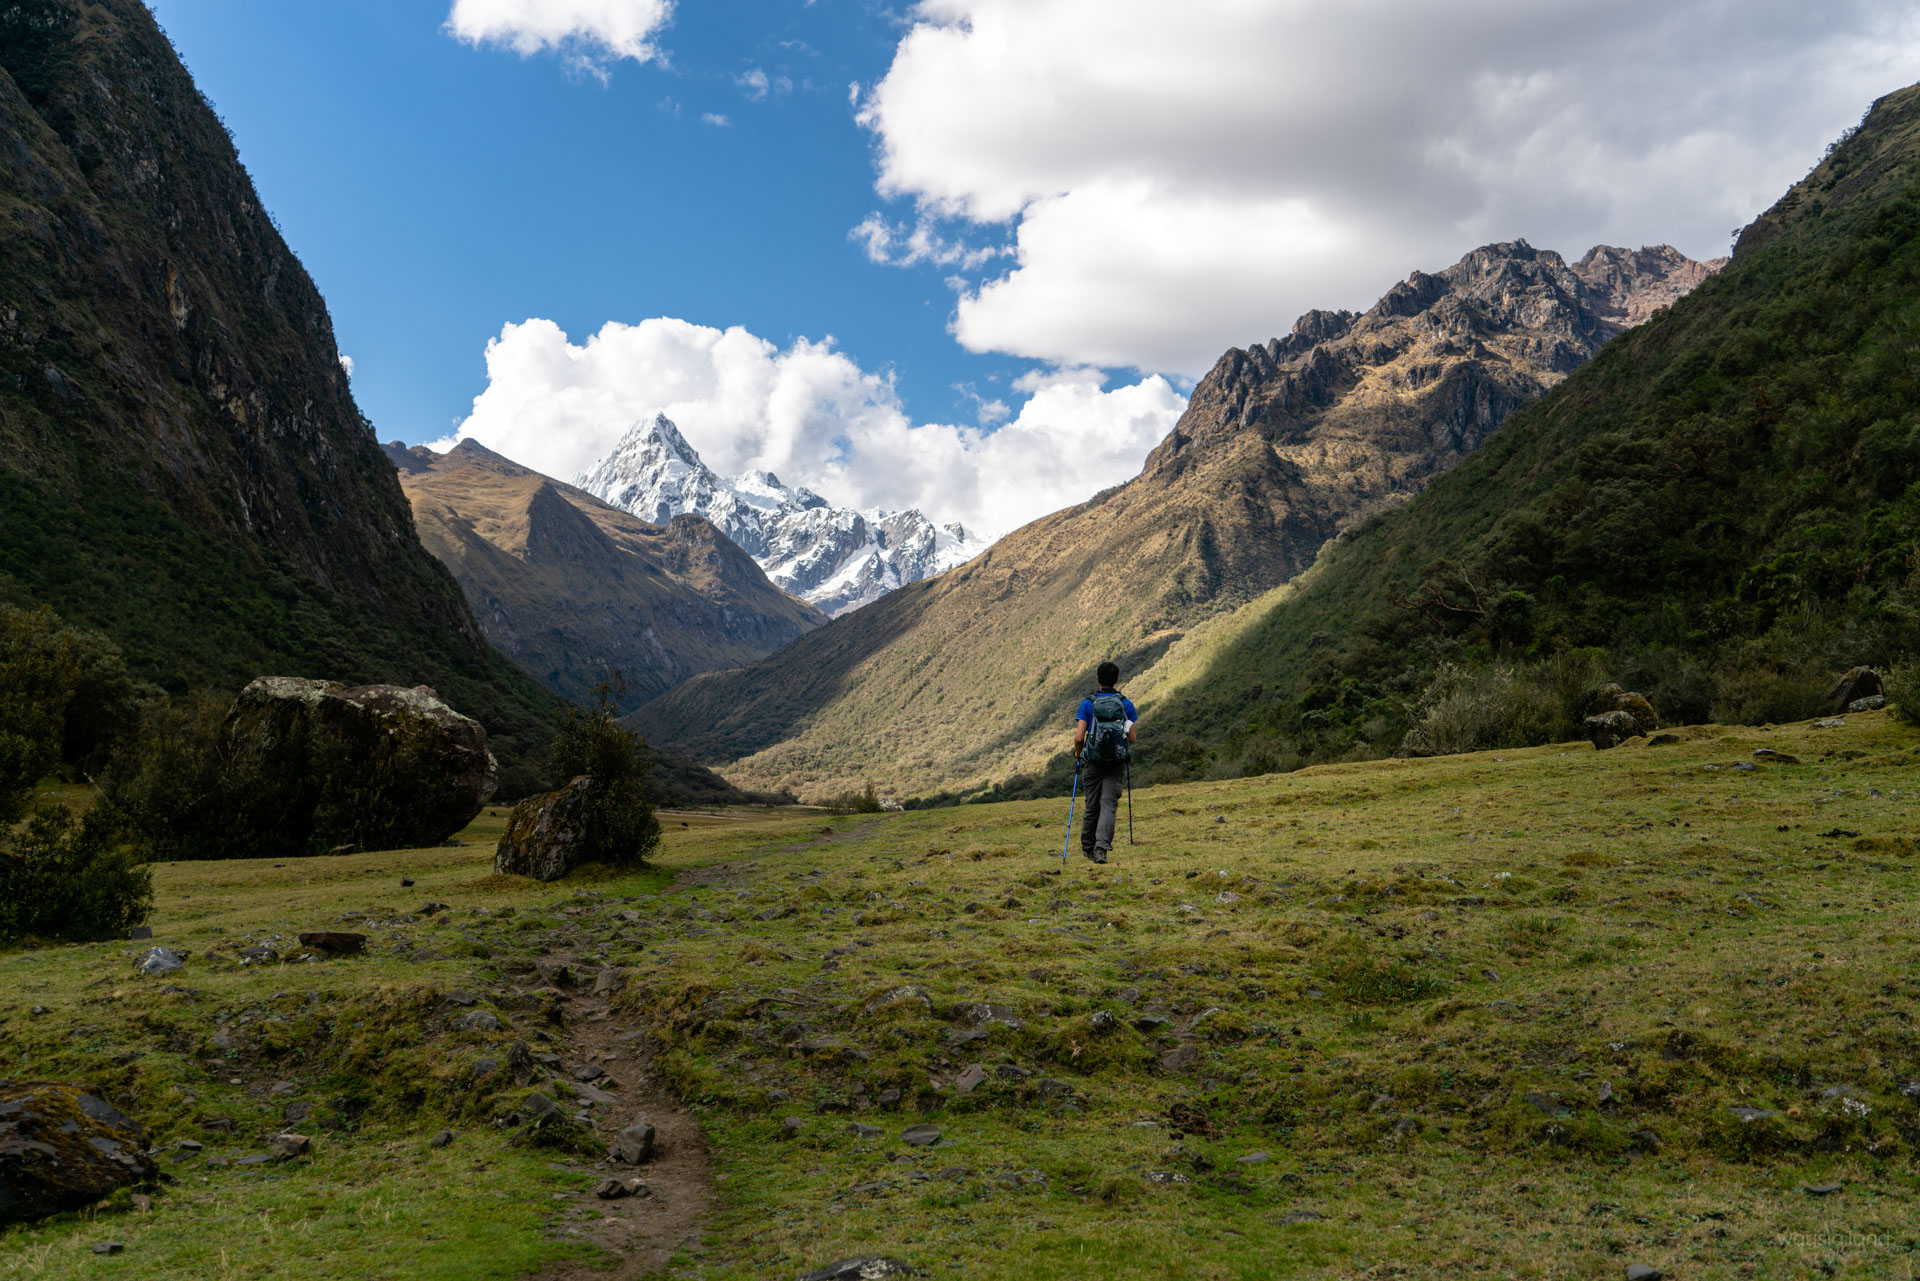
[1074,661,1137,864]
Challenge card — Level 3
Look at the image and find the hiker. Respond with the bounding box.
[1073,661,1136,864]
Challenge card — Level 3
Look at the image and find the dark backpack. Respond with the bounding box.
[1084,692,1130,764]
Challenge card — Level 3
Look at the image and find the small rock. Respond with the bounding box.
[1133,1014,1170,1032]
[93,1242,124,1256]
[799,1258,915,1281]
[283,1101,311,1123]
[1236,1151,1270,1164]
[953,1064,987,1094]
[1803,1183,1843,1196]
[430,1130,453,1148]
[1280,1209,1323,1223]
[1849,694,1888,713]
[593,1177,630,1199]
[269,1133,310,1160]
[1393,1117,1421,1134]
[1088,1009,1118,1034]
[1646,733,1680,746]
[864,985,933,1015]
[1624,1266,1663,1281]
[29,1006,48,1016]
[876,1087,901,1107]
[173,1139,203,1153]
[780,1117,804,1139]
[1732,761,1757,772]
[847,1123,884,1140]
[400,877,415,887]
[1753,748,1799,764]
[1727,1105,1776,1123]
[1628,1129,1661,1152]
[1522,1092,1572,1117]
[1159,1046,1202,1073]
[1596,1080,1616,1107]
[571,1064,605,1082]
[451,1010,502,1033]
[136,946,183,976]
[296,931,365,957]
[592,967,626,997]
[611,1118,656,1164]
[1142,1170,1190,1185]
[1213,815,1226,824]
[900,1124,940,1146]
[131,1194,151,1213]
[1814,717,1845,730]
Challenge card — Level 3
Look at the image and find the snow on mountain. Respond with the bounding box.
[577,415,990,616]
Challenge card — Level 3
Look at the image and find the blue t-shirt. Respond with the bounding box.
[1076,691,1137,726]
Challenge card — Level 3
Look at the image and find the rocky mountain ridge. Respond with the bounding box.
[385,439,823,709]
[631,239,1723,801]
[578,415,990,616]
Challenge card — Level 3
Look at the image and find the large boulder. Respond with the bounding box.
[1586,683,1659,735]
[1828,666,1882,714]
[495,776,593,881]
[0,1082,154,1223]
[225,677,497,852]
[1581,710,1643,750]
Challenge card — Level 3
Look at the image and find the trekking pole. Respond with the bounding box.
[1127,757,1134,845]
[1060,758,1081,863]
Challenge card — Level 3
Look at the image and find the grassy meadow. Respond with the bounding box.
[4,712,1919,1279]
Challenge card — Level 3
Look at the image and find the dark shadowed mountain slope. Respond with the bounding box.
[1146,84,1920,777]
[632,239,1720,801]
[387,440,824,710]
[0,0,564,778]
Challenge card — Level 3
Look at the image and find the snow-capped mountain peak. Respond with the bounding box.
[577,415,989,616]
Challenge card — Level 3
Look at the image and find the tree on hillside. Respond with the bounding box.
[550,677,660,867]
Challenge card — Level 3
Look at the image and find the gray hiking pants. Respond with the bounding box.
[1080,764,1124,856]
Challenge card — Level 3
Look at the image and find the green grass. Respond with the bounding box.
[6,714,1920,1278]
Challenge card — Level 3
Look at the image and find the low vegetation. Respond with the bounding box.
[5,709,1916,1277]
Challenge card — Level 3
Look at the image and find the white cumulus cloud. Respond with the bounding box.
[701,112,732,127]
[433,317,1186,538]
[859,0,1920,375]
[446,0,673,78]
[851,213,1004,270]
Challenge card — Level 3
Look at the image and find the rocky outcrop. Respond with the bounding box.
[1581,710,1644,751]
[0,1082,154,1223]
[225,677,497,850]
[385,439,824,708]
[1587,684,1659,735]
[494,776,593,881]
[579,416,989,616]
[1827,666,1882,714]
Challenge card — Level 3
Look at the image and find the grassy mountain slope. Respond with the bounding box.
[635,243,1720,802]
[1147,84,1920,774]
[0,0,563,780]
[388,440,823,710]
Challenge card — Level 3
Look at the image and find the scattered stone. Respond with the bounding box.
[1646,733,1680,746]
[1213,815,1227,825]
[591,967,626,997]
[429,1130,453,1149]
[1625,1266,1664,1281]
[1158,1046,1202,1073]
[1522,1092,1572,1117]
[876,1087,901,1107]
[1828,666,1881,713]
[1849,694,1888,712]
[515,1093,560,1126]
[900,1124,940,1146]
[934,1166,969,1180]
[1088,1009,1119,1034]
[847,1123,883,1140]
[93,1241,124,1256]
[1279,1210,1323,1224]
[135,947,182,976]
[780,1117,804,1139]
[865,985,933,1016]
[1133,1014,1170,1033]
[611,1118,656,1164]
[1393,1117,1421,1135]
[400,877,414,887]
[1732,761,1757,772]
[269,1133,310,1160]
[296,932,365,958]
[1753,748,1799,764]
[953,1064,987,1094]
[0,1082,155,1223]
[234,1154,274,1166]
[1803,1183,1844,1197]
[1236,1151,1271,1164]
[534,958,577,988]
[452,1010,502,1034]
[1596,1080,1617,1107]
[238,945,278,964]
[1142,1170,1190,1185]
[131,1194,151,1213]
[172,1139,203,1153]
[283,1101,311,1124]
[493,776,593,881]
[128,926,153,940]
[956,1002,1023,1030]
[1727,1105,1776,1123]
[799,1258,915,1281]
[1814,717,1845,730]
[571,1064,605,1082]
[28,1006,48,1016]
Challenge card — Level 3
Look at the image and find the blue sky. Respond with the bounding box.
[148,0,1011,446]
[144,1,1920,536]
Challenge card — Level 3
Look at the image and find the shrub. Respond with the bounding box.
[0,807,153,943]
[823,782,883,814]
[550,680,660,867]
[1885,662,1920,725]
[100,692,277,861]
[1399,663,1559,757]
[0,605,142,819]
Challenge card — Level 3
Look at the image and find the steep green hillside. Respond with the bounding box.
[1150,84,1920,775]
[0,0,559,776]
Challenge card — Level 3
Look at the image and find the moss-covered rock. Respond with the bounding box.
[0,1081,154,1223]
[493,775,592,881]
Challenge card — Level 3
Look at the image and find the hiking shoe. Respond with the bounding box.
[1092,850,1108,864]
[1081,848,1097,861]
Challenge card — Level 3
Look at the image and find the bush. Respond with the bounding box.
[1887,662,1920,725]
[823,781,883,814]
[99,692,269,861]
[0,605,142,819]
[1399,663,1560,757]
[550,680,659,867]
[0,807,153,943]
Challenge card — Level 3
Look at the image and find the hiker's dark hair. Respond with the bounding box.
[1097,661,1119,688]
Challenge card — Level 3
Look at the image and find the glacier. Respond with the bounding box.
[578,415,990,616]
